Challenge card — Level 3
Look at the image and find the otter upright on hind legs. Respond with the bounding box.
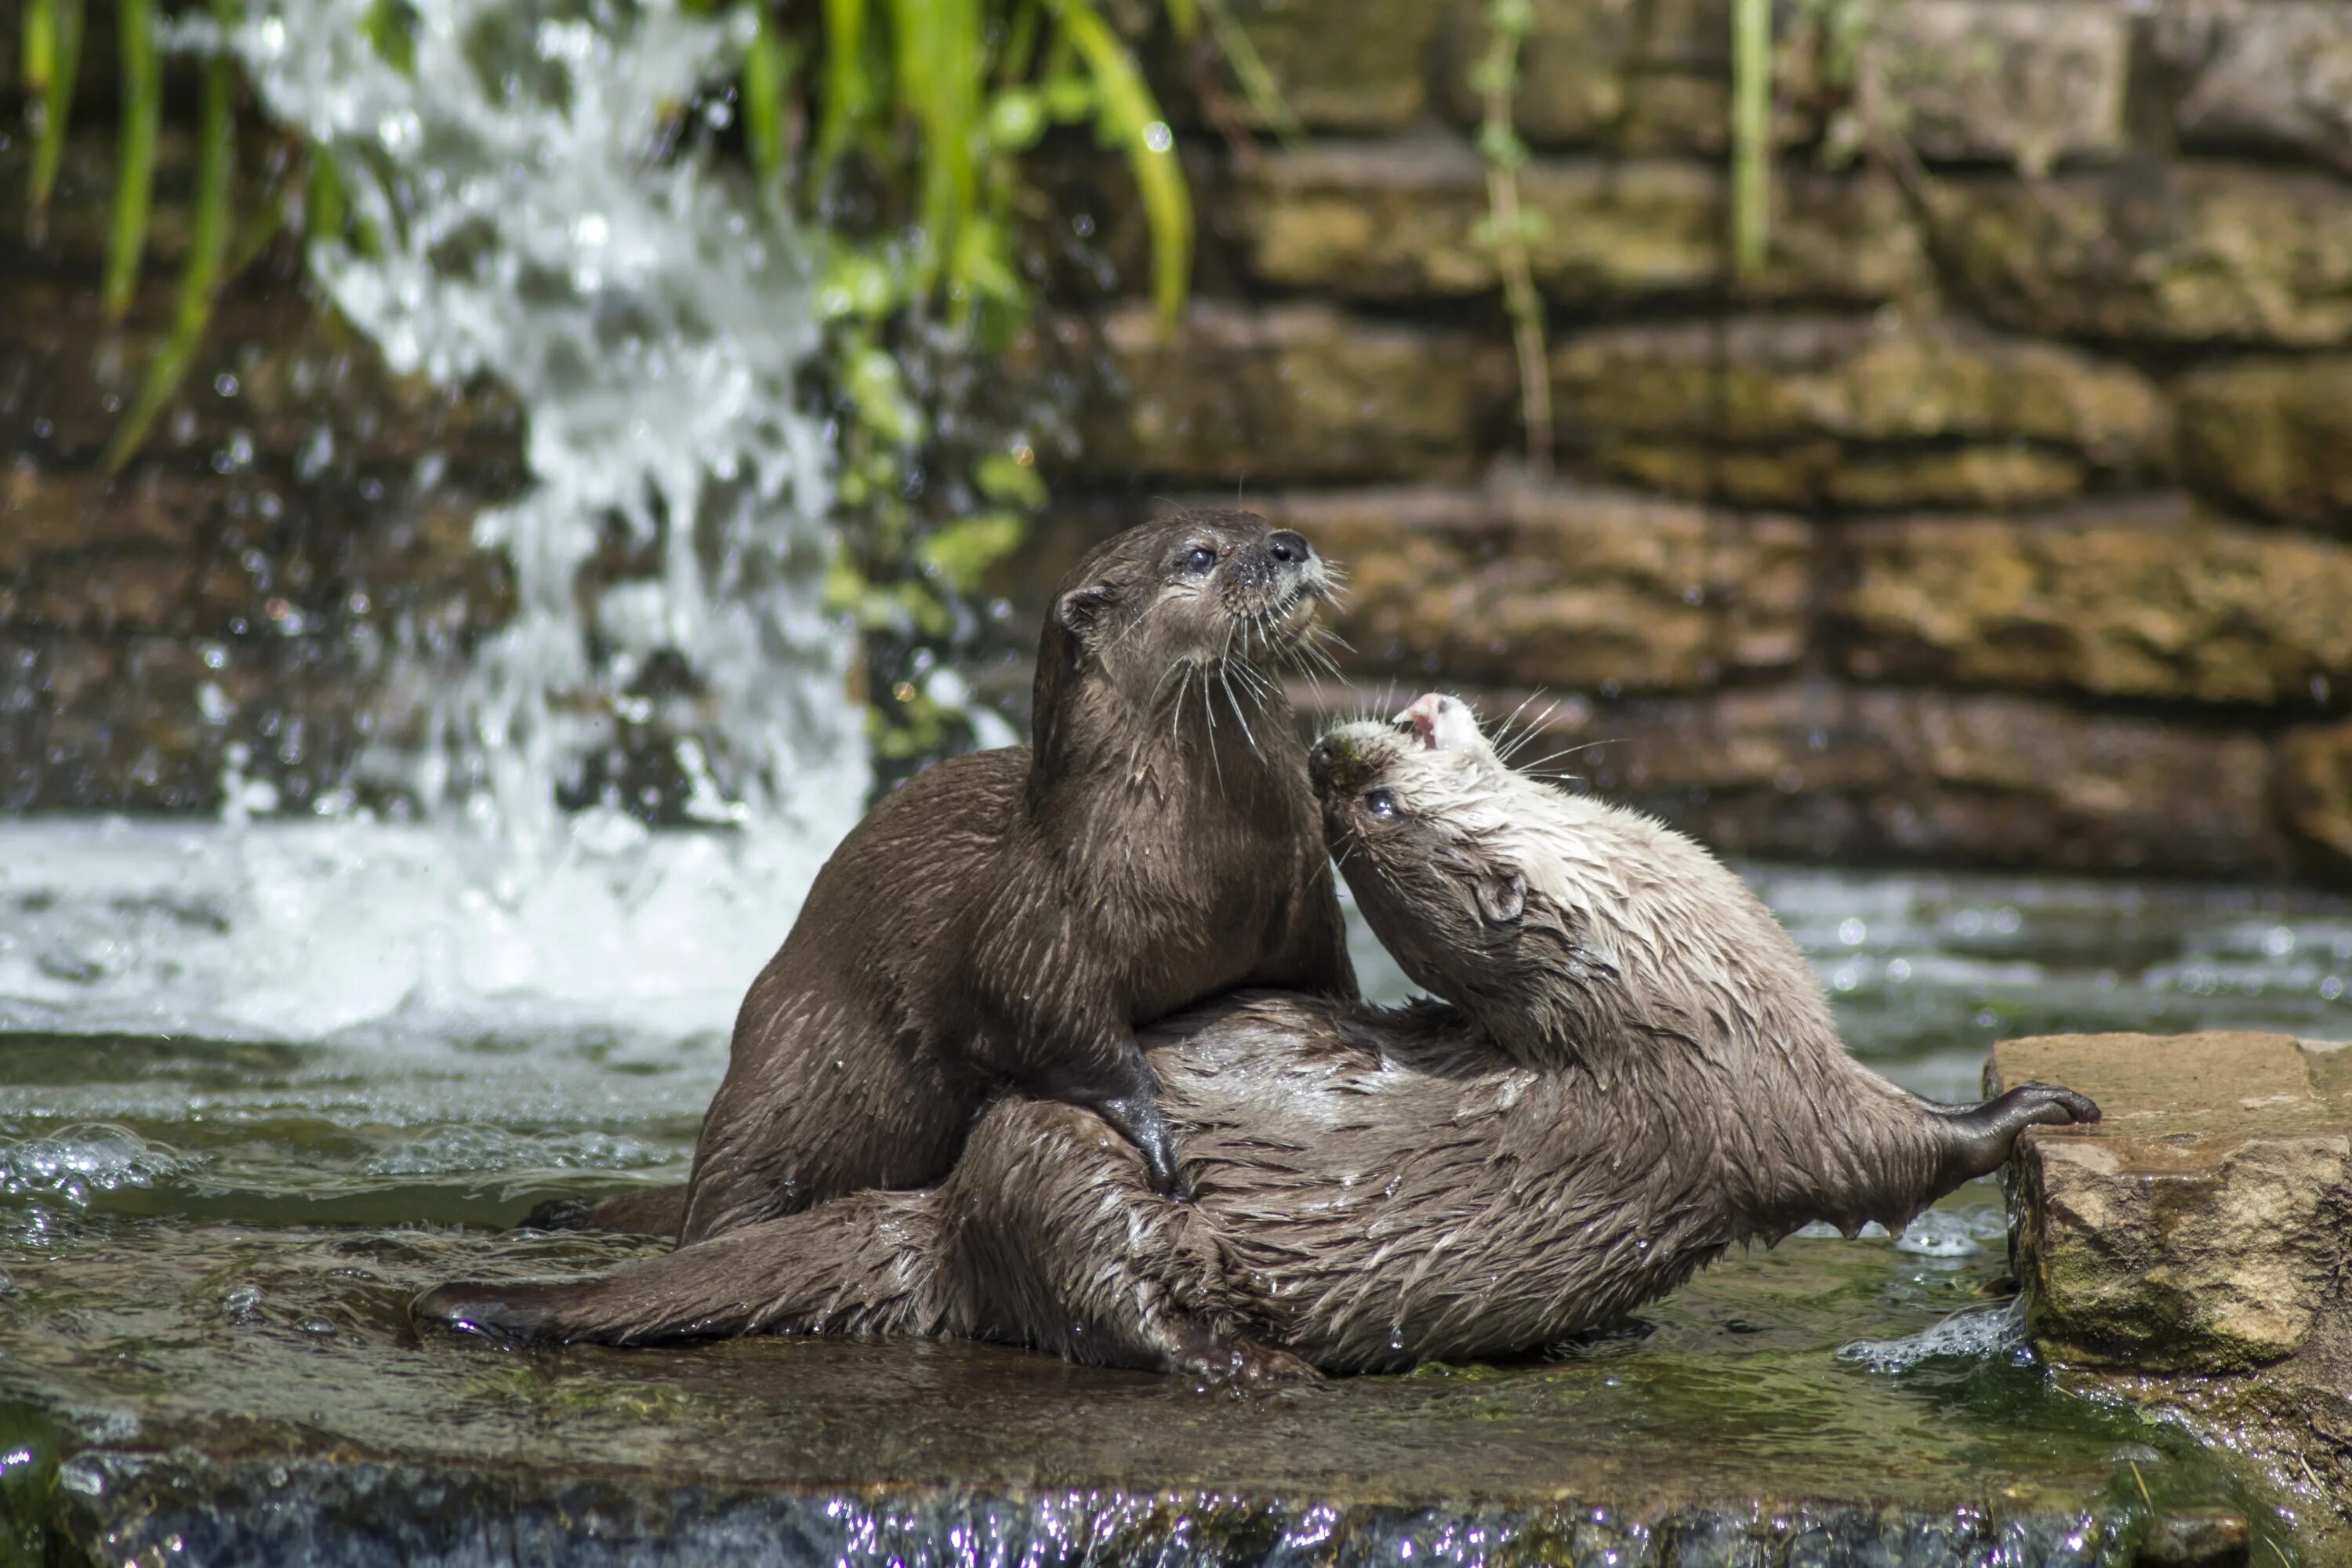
[419,693,2097,1375]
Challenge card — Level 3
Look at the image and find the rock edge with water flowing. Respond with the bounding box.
[1995,1029,2352,1558]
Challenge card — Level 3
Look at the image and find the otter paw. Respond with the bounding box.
[412,1281,577,1343]
[1181,1336,1322,1390]
[2014,1081,2102,1127]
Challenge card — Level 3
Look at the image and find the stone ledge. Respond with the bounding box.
[1063,302,1512,484]
[2150,0,2352,177]
[1926,162,2352,347]
[1991,1030,2352,1548]
[2279,720,2352,883]
[1290,677,2290,877]
[1831,499,2352,706]
[1239,482,1812,691]
[1221,138,1926,307]
[1551,315,2167,509]
[1996,1031,2352,1374]
[2174,358,2352,538]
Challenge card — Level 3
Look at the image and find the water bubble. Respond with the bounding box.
[1838,918,1866,946]
[1142,121,1173,153]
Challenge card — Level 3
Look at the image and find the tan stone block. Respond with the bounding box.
[2278,720,2352,880]
[1432,0,1735,153]
[2150,0,2352,176]
[1246,482,1813,691]
[2176,357,2352,536]
[1834,503,2352,704]
[1926,162,2352,347]
[1290,679,2287,875]
[1858,0,2130,171]
[1069,302,1511,483]
[1213,0,1439,132]
[1225,140,1925,306]
[1552,315,2165,506]
[1992,1031,2352,1372]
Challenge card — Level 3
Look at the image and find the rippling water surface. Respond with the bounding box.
[0,826,2336,1556]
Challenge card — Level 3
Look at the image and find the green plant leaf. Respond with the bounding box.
[1731,0,1772,281]
[24,0,56,92]
[918,510,1024,591]
[104,0,161,321]
[817,0,872,167]
[104,0,238,474]
[974,447,1047,507]
[27,0,83,225]
[1052,0,1190,320]
[742,7,793,188]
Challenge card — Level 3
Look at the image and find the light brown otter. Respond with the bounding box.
[417,695,2096,1380]
[551,511,1359,1247]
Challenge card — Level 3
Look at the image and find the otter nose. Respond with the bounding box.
[1266,530,1312,565]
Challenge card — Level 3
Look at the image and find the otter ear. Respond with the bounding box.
[1055,581,1121,647]
[1473,869,1526,926]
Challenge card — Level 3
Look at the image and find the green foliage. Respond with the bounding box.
[1470,0,1552,475]
[24,0,85,228]
[104,0,160,320]
[102,0,242,473]
[1731,0,1773,281]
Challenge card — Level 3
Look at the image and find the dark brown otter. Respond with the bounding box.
[417,695,2096,1380]
[570,510,1358,1247]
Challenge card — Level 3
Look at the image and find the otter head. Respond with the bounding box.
[1310,694,1576,1058]
[1033,510,1333,769]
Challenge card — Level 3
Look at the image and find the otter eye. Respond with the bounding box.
[1182,545,1218,575]
[1362,789,1401,821]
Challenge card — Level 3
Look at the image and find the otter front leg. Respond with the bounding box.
[1030,1033,1192,1200]
[1931,1082,2102,1185]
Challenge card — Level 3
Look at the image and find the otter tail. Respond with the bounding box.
[413,1189,946,1346]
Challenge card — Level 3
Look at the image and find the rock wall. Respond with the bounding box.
[1042,0,2352,882]
[9,0,2352,884]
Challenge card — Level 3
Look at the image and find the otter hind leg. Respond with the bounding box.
[942,1101,1316,1387]
[415,1191,945,1347]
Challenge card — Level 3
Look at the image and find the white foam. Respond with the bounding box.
[0,815,822,1049]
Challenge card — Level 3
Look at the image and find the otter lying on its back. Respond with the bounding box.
[417,695,2096,1380]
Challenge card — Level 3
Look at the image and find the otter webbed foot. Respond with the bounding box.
[1935,1080,2101,1185]
[1165,1322,1322,1389]
[413,1280,592,1344]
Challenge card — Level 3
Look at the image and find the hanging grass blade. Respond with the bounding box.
[103,0,237,474]
[1198,0,1302,147]
[1730,0,1771,283]
[28,0,84,230]
[24,0,56,92]
[105,0,161,320]
[816,0,871,169]
[742,5,793,193]
[1052,0,1192,321]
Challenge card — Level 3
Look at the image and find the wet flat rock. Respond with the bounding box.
[0,1203,2269,1568]
[1994,1031,2352,1553]
[1994,1030,2352,1372]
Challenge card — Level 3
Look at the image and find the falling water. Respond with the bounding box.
[0,0,866,1050]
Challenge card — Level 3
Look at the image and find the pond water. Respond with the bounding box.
[1,822,2343,1562]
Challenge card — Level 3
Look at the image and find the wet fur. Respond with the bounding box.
[420,699,2096,1375]
[647,511,1356,1244]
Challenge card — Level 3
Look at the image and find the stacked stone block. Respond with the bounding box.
[1050,0,2352,882]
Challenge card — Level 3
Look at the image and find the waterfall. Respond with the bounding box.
[0,0,866,1050]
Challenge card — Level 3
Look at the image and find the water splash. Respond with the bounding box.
[229,0,862,848]
[0,0,874,1049]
